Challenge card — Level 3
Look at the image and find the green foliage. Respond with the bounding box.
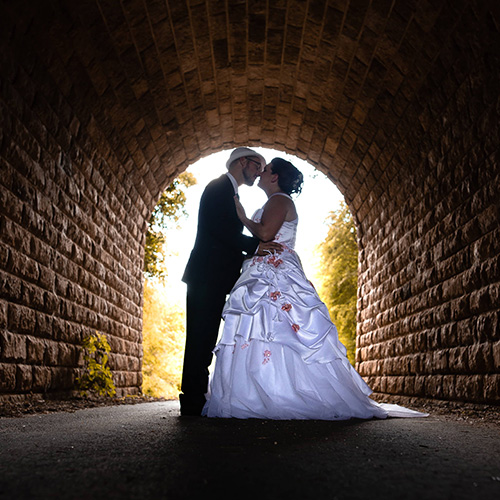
[317,202,358,365]
[142,280,185,398]
[144,172,197,280]
[76,332,116,397]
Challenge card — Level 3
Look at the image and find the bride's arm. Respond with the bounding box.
[234,196,288,241]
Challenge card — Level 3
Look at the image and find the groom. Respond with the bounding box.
[180,147,281,416]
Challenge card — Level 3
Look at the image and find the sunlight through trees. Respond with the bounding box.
[317,202,358,365]
[142,281,185,398]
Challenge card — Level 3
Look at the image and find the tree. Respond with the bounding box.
[317,202,358,365]
[142,171,196,397]
[144,172,197,279]
[142,280,185,398]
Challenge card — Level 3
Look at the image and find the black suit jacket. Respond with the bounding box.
[182,174,259,294]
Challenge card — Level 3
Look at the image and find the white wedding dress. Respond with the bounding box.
[203,194,427,420]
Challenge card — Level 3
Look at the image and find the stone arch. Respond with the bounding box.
[0,0,499,402]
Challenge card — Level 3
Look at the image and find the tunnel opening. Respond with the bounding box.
[140,147,351,399]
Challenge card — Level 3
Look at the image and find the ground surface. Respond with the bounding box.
[2,394,500,425]
[1,398,500,500]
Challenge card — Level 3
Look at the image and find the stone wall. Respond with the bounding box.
[355,4,500,403]
[0,17,149,397]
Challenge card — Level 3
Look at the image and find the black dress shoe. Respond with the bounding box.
[179,394,205,416]
[180,407,203,417]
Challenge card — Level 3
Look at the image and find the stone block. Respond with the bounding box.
[462,375,484,403]
[479,311,499,341]
[7,303,36,335]
[58,342,77,367]
[0,363,17,391]
[452,375,474,401]
[403,376,415,395]
[432,349,448,374]
[32,365,51,392]
[26,336,46,364]
[469,287,493,315]
[448,346,469,374]
[37,265,55,292]
[492,340,500,369]
[440,322,458,348]
[0,270,22,302]
[467,342,493,373]
[51,316,68,342]
[483,374,500,401]
[0,241,10,270]
[408,353,422,374]
[413,375,426,397]
[43,290,59,316]
[109,353,129,371]
[441,375,456,400]
[43,340,59,366]
[16,364,33,392]
[425,375,444,399]
[50,367,75,390]
[456,318,475,346]
[35,312,53,337]
[385,375,404,394]
[128,355,141,372]
[0,300,7,329]
[0,331,27,362]
[21,282,46,311]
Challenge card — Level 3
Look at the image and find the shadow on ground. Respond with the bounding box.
[1,400,500,499]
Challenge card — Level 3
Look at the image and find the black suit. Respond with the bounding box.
[181,174,259,413]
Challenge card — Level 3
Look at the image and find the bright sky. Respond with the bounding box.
[162,147,345,304]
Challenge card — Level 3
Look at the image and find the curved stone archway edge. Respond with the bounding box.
[0,0,499,403]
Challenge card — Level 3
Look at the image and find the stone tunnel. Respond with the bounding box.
[0,0,499,404]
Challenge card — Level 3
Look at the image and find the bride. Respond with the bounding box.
[202,158,427,420]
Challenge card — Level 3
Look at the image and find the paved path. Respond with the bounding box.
[1,401,499,499]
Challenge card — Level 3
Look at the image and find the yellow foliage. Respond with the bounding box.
[75,332,116,397]
[316,202,358,365]
[142,280,186,399]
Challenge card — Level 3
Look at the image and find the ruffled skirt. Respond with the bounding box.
[203,249,427,420]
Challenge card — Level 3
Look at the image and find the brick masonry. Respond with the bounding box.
[0,0,499,403]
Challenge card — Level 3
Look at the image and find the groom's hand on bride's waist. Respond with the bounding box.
[256,241,283,255]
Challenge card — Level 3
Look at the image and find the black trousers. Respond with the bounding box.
[180,281,228,412]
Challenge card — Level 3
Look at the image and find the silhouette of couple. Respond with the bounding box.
[180,147,427,420]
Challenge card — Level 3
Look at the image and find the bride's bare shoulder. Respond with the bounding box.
[264,194,296,221]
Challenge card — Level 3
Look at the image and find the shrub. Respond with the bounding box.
[76,332,116,397]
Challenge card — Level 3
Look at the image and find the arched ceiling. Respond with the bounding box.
[2,0,498,210]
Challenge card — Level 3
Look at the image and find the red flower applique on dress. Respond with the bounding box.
[281,303,292,312]
[263,350,272,364]
[270,291,281,301]
[267,255,283,268]
[291,323,300,333]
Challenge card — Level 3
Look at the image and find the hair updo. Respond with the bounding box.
[270,158,304,196]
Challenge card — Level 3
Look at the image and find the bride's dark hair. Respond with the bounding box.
[270,158,304,196]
